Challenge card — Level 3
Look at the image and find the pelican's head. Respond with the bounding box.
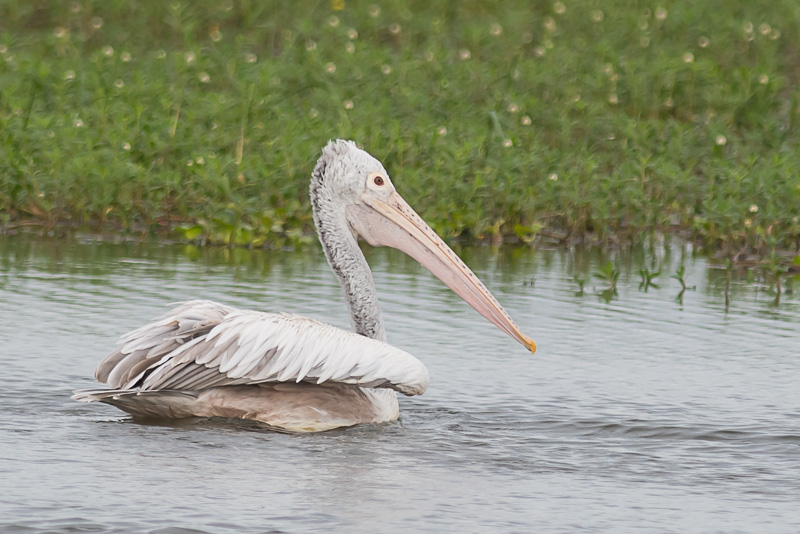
[310,139,535,353]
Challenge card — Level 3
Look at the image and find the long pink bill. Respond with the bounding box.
[347,191,535,353]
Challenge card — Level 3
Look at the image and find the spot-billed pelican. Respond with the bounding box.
[73,140,535,432]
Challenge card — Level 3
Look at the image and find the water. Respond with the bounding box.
[1,236,798,533]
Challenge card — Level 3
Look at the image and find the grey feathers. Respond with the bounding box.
[310,140,389,341]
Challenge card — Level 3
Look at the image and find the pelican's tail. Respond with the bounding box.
[72,388,201,419]
[72,388,130,403]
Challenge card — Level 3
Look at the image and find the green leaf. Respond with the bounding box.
[513,224,529,239]
[234,227,253,245]
[512,223,542,242]
[178,224,205,240]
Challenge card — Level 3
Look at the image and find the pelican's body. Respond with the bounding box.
[74,302,424,432]
[74,140,534,432]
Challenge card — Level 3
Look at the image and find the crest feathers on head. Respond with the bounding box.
[312,139,357,184]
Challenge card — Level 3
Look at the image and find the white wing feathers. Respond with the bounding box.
[95,300,429,396]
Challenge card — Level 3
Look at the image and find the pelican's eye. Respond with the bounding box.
[373,176,385,186]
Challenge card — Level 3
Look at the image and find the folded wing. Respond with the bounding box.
[94,300,430,396]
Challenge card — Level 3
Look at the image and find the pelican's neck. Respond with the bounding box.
[312,196,387,342]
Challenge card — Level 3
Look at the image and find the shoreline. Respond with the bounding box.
[3,217,798,269]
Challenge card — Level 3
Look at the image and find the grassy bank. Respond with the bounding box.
[1,1,799,259]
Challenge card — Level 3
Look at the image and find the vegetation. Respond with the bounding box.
[638,268,660,291]
[1,1,799,257]
[594,260,620,300]
[671,265,696,304]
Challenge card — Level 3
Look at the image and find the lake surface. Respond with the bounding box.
[1,236,798,533]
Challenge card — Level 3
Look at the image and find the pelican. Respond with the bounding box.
[73,140,535,432]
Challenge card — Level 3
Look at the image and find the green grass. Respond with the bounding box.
[1,0,799,256]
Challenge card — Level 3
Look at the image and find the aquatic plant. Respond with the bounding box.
[638,268,660,291]
[594,261,620,300]
[762,255,788,305]
[671,266,695,292]
[0,1,798,253]
[671,265,695,303]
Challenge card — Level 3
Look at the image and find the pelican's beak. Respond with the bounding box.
[347,191,536,353]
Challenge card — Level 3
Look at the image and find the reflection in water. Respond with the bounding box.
[0,235,799,533]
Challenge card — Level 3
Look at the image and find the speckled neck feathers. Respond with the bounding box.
[309,140,387,342]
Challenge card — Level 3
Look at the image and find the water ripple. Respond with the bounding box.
[1,238,799,533]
